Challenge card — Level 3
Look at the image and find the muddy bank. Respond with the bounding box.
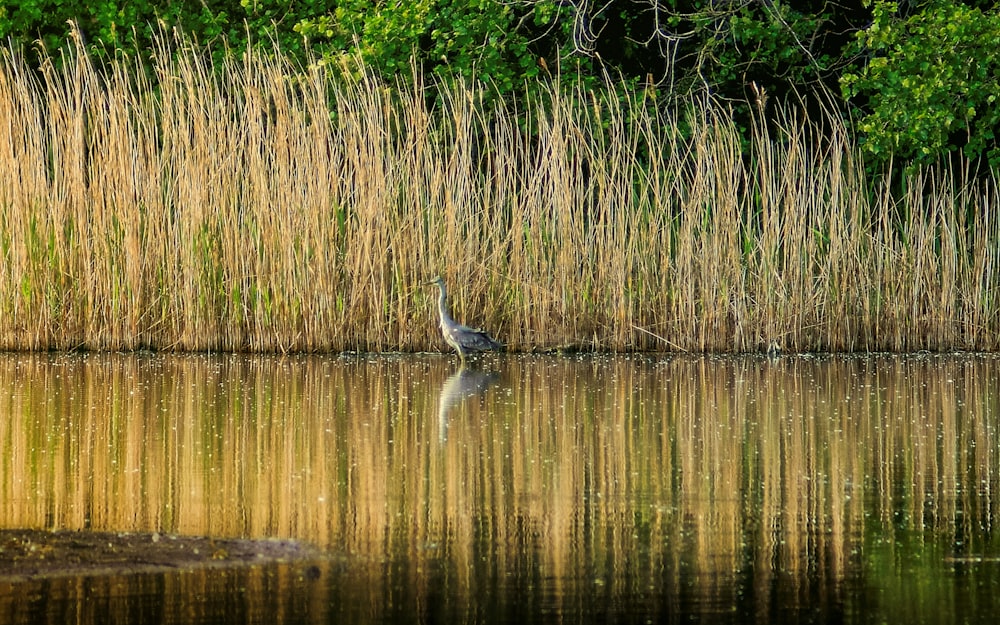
[0,529,323,582]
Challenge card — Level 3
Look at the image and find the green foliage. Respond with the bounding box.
[0,0,318,61]
[689,2,837,92]
[842,0,1000,168]
[548,1,858,155]
[0,0,582,99]
[294,0,574,95]
[6,0,1000,174]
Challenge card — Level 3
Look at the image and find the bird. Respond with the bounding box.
[425,276,502,362]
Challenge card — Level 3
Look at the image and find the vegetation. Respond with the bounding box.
[842,0,1000,168]
[0,33,997,353]
[3,2,999,168]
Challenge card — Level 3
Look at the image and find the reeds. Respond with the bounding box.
[0,31,997,352]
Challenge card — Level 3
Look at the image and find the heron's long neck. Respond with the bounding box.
[437,284,455,325]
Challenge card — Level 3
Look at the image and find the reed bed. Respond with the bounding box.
[0,33,997,352]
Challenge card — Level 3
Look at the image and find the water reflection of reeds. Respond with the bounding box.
[1,353,998,620]
[0,563,325,624]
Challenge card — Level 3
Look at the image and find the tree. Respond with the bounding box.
[0,0,318,60]
[841,0,1000,169]
[294,0,581,94]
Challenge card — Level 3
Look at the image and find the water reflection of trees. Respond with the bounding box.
[0,353,997,621]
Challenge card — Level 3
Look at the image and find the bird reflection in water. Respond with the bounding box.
[437,365,500,442]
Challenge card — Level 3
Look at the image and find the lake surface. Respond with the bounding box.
[1,352,999,624]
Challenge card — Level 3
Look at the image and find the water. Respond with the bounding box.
[1,352,999,624]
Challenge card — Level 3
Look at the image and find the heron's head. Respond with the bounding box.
[423,275,445,288]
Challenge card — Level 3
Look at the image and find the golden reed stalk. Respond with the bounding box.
[0,31,997,353]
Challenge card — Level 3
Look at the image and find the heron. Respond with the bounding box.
[425,276,502,362]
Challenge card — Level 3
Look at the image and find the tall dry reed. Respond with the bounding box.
[0,30,997,352]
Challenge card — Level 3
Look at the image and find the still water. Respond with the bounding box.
[1,352,999,624]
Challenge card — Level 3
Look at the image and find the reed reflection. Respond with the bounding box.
[0,561,325,624]
[0,353,997,623]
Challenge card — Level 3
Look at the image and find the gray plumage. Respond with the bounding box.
[425,276,502,362]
